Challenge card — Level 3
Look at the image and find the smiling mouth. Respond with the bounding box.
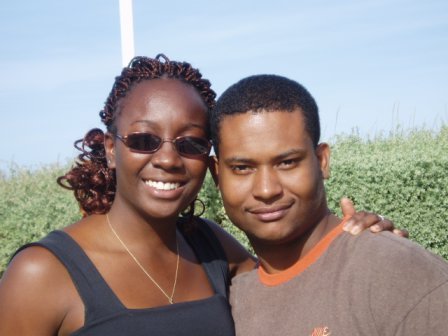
[248,203,293,221]
[144,179,182,191]
[250,203,292,214]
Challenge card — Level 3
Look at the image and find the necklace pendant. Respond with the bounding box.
[106,214,180,306]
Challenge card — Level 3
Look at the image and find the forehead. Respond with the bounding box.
[218,110,312,156]
[125,77,196,97]
[115,78,208,129]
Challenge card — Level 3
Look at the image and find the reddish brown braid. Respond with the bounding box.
[57,54,216,216]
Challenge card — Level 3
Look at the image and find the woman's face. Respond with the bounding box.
[105,78,209,222]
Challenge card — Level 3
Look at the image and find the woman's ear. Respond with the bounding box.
[316,143,330,179]
[208,156,219,187]
[104,132,116,169]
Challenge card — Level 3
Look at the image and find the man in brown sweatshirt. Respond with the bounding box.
[210,74,448,335]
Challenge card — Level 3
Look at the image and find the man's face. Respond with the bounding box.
[213,110,330,248]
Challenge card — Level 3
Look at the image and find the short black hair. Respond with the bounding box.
[210,74,320,155]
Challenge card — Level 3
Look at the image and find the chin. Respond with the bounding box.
[246,229,293,245]
[244,222,308,247]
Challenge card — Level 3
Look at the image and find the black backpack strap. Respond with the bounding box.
[178,217,231,298]
[12,231,125,323]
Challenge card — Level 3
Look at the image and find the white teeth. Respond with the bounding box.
[145,180,181,190]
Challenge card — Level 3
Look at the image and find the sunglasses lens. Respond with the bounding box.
[126,133,161,152]
[119,133,210,156]
[175,137,210,156]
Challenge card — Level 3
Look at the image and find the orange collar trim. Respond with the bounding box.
[258,218,348,286]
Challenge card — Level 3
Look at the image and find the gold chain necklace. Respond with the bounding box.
[106,214,180,304]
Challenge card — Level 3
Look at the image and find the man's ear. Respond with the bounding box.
[316,143,330,179]
[104,132,116,169]
[208,156,219,187]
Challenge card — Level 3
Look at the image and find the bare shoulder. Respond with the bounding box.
[201,218,256,277]
[0,245,76,334]
[2,244,69,283]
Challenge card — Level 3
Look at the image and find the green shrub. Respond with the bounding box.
[1,127,447,276]
[326,126,448,259]
[0,163,81,276]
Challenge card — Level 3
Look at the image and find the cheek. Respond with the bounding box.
[185,159,209,193]
[188,159,208,177]
[219,172,250,208]
[114,151,145,178]
[288,167,324,202]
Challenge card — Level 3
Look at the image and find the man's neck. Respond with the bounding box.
[252,212,342,274]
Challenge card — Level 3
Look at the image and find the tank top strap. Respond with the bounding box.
[178,217,231,298]
[13,230,125,323]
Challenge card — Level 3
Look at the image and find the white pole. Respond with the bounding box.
[119,0,135,67]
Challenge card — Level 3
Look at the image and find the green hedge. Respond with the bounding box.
[0,164,81,276]
[325,126,448,260]
[1,127,447,276]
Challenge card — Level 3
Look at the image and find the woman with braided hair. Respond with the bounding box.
[0,54,399,335]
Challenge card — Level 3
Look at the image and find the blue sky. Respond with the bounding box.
[1,0,447,171]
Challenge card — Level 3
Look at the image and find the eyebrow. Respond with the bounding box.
[223,157,254,165]
[131,120,156,127]
[131,120,205,130]
[223,148,307,165]
[276,148,307,160]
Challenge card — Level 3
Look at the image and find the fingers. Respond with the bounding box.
[368,215,394,233]
[393,228,409,238]
[338,197,407,238]
[343,211,378,235]
[370,219,409,238]
[343,212,394,235]
[342,212,409,238]
[340,197,355,218]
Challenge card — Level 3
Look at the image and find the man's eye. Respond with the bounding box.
[231,165,252,173]
[279,159,299,168]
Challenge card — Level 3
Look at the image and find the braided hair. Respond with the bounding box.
[57,54,216,216]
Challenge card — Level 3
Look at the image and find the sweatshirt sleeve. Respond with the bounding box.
[394,280,448,335]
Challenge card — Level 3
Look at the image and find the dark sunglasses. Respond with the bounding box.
[114,132,211,157]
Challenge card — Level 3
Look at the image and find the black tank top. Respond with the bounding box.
[17,218,235,336]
